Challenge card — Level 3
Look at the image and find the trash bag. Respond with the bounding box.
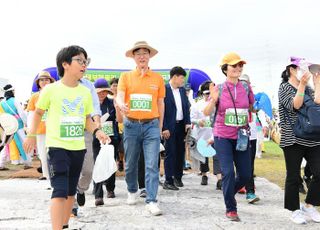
[92,143,117,183]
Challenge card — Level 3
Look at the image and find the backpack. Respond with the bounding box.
[211,81,250,127]
[283,92,320,141]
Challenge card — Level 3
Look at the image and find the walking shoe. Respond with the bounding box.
[95,198,104,206]
[127,192,138,205]
[163,181,179,190]
[201,175,208,185]
[226,211,240,222]
[38,176,47,180]
[298,183,307,194]
[140,189,147,198]
[146,202,163,216]
[238,187,246,194]
[301,204,320,222]
[290,210,307,224]
[76,192,85,206]
[246,193,260,204]
[107,191,115,198]
[70,208,78,217]
[216,179,222,190]
[118,160,124,172]
[174,178,184,187]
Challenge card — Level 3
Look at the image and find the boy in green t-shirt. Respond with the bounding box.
[23,45,110,230]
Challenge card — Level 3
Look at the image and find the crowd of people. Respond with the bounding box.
[0,41,319,229]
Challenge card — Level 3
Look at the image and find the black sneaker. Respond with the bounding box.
[163,181,179,190]
[95,198,104,206]
[71,208,78,217]
[77,192,85,206]
[174,178,184,187]
[140,189,147,198]
[201,175,208,185]
[298,183,306,194]
[216,179,222,190]
[107,191,115,198]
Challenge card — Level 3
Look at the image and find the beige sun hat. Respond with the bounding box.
[35,71,55,85]
[125,41,158,58]
[0,113,18,135]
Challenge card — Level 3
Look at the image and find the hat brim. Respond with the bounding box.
[96,88,113,94]
[222,60,247,66]
[125,45,158,58]
[36,76,55,84]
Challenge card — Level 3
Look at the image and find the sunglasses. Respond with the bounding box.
[230,63,244,68]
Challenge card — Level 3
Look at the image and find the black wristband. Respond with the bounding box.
[93,128,100,137]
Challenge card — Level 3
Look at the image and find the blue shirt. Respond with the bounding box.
[80,78,102,117]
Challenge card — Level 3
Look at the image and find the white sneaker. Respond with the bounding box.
[146,202,163,216]
[290,210,307,224]
[301,204,320,223]
[127,192,138,205]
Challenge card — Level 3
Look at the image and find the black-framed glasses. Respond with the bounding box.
[72,57,91,66]
[230,63,244,68]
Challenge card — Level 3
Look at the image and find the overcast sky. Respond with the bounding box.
[1,0,320,106]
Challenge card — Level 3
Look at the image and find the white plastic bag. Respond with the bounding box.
[92,143,117,183]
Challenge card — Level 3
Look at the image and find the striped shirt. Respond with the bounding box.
[278,82,320,148]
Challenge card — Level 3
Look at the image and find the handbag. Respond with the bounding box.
[225,84,249,151]
[283,92,320,141]
[92,143,117,183]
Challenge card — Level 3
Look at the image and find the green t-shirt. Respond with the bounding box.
[36,81,93,150]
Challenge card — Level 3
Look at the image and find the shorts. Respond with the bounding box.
[48,147,86,199]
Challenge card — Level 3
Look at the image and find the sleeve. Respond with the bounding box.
[85,91,94,116]
[278,83,294,112]
[117,72,127,92]
[36,85,51,111]
[85,80,102,117]
[26,94,36,112]
[158,77,165,98]
[248,84,255,105]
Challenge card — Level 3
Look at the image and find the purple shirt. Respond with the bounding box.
[214,81,254,139]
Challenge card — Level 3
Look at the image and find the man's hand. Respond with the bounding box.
[95,130,111,144]
[185,124,192,132]
[162,130,170,139]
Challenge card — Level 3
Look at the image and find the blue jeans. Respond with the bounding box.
[214,137,251,212]
[123,118,160,203]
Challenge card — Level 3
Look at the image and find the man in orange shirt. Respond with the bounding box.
[117,41,165,216]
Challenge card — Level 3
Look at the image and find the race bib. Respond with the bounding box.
[101,121,114,136]
[130,94,152,112]
[224,108,248,127]
[60,116,84,140]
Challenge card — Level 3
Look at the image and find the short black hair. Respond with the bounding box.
[109,77,118,85]
[221,64,228,76]
[170,66,187,79]
[56,45,88,78]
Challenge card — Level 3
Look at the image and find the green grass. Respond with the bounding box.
[255,141,286,189]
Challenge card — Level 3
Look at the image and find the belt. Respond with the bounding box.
[127,117,156,123]
[176,120,183,124]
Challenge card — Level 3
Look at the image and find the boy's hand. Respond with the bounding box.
[23,137,37,153]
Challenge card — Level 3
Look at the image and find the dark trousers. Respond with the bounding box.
[93,137,118,199]
[282,144,320,211]
[214,137,251,212]
[164,122,185,184]
[245,139,257,193]
[200,152,221,175]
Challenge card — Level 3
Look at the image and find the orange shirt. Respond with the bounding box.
[118,68,165,119]
[26,92,46,134]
